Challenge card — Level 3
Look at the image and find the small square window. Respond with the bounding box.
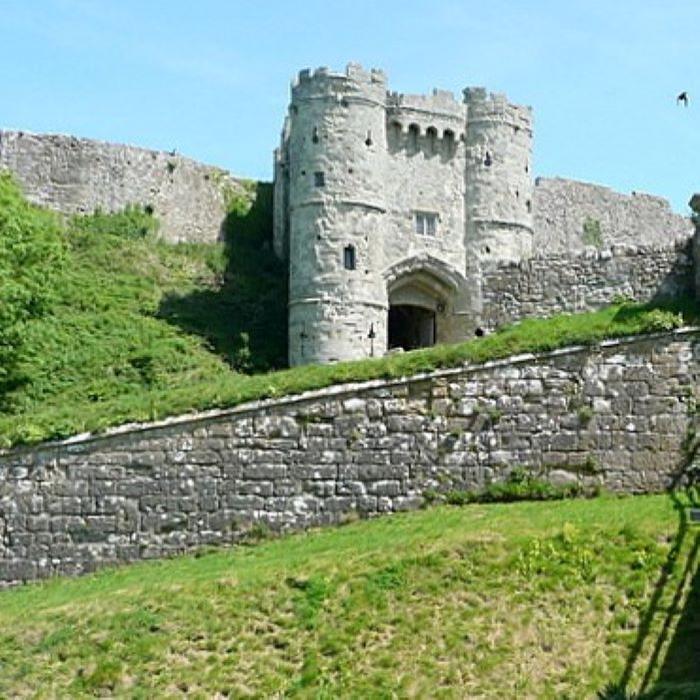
[414,212,438,236]
[314,171,325,187]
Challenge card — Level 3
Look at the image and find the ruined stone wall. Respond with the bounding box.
[1,330,698,585]
[480,242,694,331]
[0,130,246,243]
[533,177,693,254]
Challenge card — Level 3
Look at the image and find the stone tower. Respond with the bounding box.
[463,88,534,262]
[280,65,389,365]
[274,65,536,367]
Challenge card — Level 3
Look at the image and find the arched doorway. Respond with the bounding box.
[383,254,469,354]
[388,305,435,350]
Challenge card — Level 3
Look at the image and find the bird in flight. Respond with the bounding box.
[677,91,689,106]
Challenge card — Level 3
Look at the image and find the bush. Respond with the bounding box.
[444,468,584,506]
[0,173,65,398]
[70,205,159,240]
[643,308,684,332]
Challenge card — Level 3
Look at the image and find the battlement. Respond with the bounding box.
[464,87,532,129]
[386,89,465,120]
[291,63,386,103]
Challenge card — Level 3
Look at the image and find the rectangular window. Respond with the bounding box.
[414,212,438,236]
[343,245,356,270]
[314,171,325,187]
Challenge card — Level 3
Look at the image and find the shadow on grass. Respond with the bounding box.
[598,420,700,699]
[158,182,288,373]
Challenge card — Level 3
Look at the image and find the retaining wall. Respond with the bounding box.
[1,330,699,585]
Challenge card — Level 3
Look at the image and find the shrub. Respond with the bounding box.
[444,468,583,506]
[642,308,684,332]
[0,173,65,399]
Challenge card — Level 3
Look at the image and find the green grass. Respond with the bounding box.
[2,290,695,448]
[0,493,698,697]
[0,181,697,449]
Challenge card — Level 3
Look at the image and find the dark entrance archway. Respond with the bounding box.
[388,305,436,351]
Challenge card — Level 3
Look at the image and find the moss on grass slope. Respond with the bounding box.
[0,494,698,697]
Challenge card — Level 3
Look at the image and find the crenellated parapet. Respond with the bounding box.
[386,90,465,138]
[291,63,387,106]
[464,87,532,132]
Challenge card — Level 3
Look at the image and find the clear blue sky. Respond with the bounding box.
[1,0,698,212]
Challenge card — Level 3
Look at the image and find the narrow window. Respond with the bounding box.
[414,212,438,236]
[484,151,492,167]
[526,199,532,213]
[365,130,373,146]
[312,127,320,144]
[314,171,325,187]
[343,245,356,270]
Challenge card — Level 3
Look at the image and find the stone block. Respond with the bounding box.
[237,481,274,497]
[244,464,287,480]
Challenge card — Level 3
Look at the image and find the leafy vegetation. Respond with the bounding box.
[438,466,590,505]
[0,174,65,400]
[69,204,159,240]
[0,493,697,697]
[0,177,697,448]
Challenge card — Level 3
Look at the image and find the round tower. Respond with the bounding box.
[287,64,388,366]
[463,88,534,263]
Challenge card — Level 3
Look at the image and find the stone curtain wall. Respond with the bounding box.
[1,330,699,585]
[481,242,694,331]
[0,130,244,243]
[533,177,693,254]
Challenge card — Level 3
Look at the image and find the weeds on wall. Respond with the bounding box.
[434,467,589,506]
[582,217,603,248]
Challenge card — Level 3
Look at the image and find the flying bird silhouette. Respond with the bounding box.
[677,91,689,106]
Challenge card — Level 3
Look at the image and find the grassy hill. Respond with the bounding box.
[0,173,698,448]
[0,493,698,697]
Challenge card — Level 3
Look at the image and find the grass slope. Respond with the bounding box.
[3,294,695,449]
[0,494,698,697]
